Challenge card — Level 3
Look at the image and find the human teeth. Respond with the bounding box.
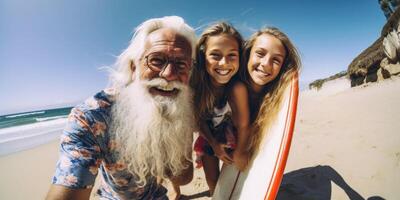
[216,69,230,75]
[156,86,174,91]
[256,67,270,76]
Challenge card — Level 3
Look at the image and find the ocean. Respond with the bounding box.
[0,107,73,129]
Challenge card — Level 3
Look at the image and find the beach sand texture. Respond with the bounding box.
[0,77,399,200]
[285,77,400,200]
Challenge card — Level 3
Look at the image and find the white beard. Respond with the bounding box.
[110,78,195,186]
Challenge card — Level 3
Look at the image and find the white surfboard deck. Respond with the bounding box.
[212,74,299,200]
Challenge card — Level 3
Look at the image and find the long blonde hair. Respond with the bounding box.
[190,22,244,122]
[241,27,301,157]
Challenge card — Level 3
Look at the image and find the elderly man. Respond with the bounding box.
[46,16,197,200]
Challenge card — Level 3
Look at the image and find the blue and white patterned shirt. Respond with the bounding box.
[52,90,167,200]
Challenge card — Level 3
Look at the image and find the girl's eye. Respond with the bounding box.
[273,58,282,65]
[228,54,238,59]
[255,51,264,57]
[209,53,221,59]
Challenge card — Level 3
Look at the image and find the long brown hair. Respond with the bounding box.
[190,22,244,122]
[241,27,301,157]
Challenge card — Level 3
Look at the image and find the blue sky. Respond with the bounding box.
[0,0,385,115]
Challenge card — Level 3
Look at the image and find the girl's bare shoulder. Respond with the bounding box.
[231,81,248,97]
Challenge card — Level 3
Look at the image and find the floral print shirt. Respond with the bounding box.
[52,90,168,200]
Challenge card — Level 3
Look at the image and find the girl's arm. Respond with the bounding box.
[199,121,233,164]
[230,81,251,171]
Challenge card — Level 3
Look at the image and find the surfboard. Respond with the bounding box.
[212,73,299,200]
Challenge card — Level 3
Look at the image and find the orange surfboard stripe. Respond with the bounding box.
[264,73,299,200]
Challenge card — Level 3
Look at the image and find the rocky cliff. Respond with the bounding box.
[348,7,400,87]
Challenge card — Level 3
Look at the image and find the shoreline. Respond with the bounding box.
[0,118,66,156]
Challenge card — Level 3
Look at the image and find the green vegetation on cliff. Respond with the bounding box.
[309,71,348,90]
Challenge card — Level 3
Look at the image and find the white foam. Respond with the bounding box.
[0,118,66,135]
[35,115,68,122]
[4,111,45,118]
[0,119,67,156]
[0,128,63,156]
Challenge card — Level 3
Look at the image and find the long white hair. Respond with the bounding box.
[109,16,197,89]
[108,16,197,186]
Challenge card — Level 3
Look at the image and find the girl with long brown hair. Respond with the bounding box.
[190,22,251,195]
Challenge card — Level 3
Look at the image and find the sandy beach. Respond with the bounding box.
[0,141,60,200]
[285,77,400,200]
[0,77,399,200]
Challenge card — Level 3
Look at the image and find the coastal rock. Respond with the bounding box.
[347,7,400,87]
[366,63,380,83]
[349,74,365,87]
[383,30,400,62]
[377,67,391,81]
[381,58,400,75]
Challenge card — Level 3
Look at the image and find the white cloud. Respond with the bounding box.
[240,8,254,16]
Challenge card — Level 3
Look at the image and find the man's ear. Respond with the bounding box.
[130,60,136,81]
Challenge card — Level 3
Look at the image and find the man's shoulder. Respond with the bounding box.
[65,90,115,139]
[78,89,114,112]
[71,89,115,124]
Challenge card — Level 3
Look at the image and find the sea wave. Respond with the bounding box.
[0,126,63,156]
[35,115,68,122]
[5,111,45,118]
[0,118,67,135]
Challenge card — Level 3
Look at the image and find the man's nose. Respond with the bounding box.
[159,63,178,81]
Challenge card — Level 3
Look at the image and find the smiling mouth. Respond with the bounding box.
[255,66,270,76]
[215,69,232,76]
[149,86,179,97]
